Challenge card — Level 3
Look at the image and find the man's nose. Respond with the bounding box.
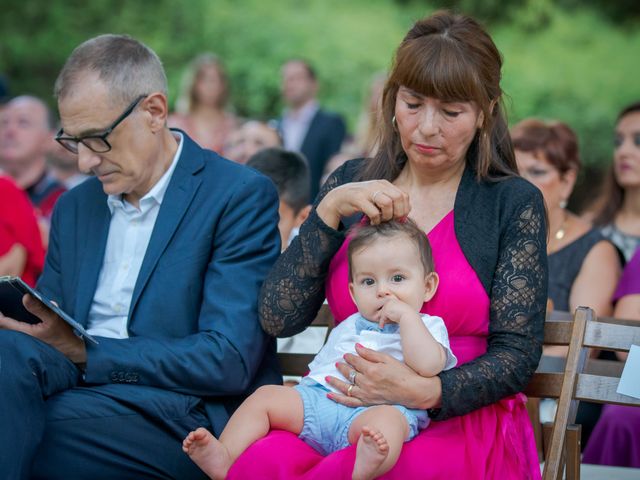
[77,143,101,173]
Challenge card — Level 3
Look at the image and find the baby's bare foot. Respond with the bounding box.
[352,425,390,480]
[182,427,232,480]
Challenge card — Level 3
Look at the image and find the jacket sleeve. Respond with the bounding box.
[432,188,548,420]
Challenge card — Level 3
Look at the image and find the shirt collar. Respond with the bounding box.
[107,131,183,214]
[284,100,319,123]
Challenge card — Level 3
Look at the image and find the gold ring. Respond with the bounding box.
[347,384,354,397]
[371,190,382,203]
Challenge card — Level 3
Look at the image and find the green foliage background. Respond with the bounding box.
[1,0,638,176]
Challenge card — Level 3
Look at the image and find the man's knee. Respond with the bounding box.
[0,330,78,394]
[0,331,39,378]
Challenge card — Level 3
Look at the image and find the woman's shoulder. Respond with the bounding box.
[329,157,369,184]
[481,174,541,198]
[460,171,544,215]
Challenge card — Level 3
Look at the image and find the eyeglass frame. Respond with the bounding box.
[55,94,148,154]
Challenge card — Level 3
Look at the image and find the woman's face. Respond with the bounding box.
[193,64,225,107]
[613,111,640,189]
[394,86,482,173]
[516,149,575,211]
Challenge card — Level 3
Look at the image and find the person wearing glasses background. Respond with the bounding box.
[0,34,282,479]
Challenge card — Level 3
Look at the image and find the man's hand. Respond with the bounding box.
[0,294,86,363]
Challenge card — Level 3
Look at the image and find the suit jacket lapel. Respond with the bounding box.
[75,191,110,326]
[300,109,322,154]
[129,133,204,317]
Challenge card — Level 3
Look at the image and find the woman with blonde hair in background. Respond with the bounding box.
[169,53,238,153]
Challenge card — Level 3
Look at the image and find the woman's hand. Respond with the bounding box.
[316,180,410,229]
[325,343,441,410]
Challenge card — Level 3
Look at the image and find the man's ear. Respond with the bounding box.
[294,205,312,228]
[423,272,439,303]
[142,92,168,133]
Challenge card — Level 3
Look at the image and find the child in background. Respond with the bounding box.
[183,219,457,480]
[246,147,311,249]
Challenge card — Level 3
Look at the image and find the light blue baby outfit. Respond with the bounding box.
[294,313,456,456]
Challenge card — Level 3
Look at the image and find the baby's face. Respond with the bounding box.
[349,235,431,322]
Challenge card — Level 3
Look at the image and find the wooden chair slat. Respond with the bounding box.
[575,374,640,406]
[584,321,640,351]
[531,308,639,480]
[524,372,564,398]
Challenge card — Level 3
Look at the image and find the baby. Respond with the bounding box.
[183,218,457,480]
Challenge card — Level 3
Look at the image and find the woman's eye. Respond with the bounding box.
[614,135,623,149]
[529,168,548,177]
[634,134,640,147]
[405,102,420,110]
[443,110,461,118]
[392,274,405,282]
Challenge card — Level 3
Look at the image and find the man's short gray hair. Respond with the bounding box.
[54,34,168,106]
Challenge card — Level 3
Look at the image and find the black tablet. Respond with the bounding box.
[0,276,98,344]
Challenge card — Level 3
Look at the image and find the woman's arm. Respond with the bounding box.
[259,163,352,337]
[0,243,27,277]
[611,294,640,361]
[569,240,621,316]
[259,160,409,337]
[433,194,548,420]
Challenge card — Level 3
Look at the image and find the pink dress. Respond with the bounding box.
[229,211,540,479]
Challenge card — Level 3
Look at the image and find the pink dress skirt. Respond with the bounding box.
[228,211,540,479]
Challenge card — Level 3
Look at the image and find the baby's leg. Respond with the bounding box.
[347,405,409,480]
[182,385,303,479]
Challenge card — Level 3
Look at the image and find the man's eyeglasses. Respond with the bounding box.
[55,94,147,154]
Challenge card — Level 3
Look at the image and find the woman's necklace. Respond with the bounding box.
[555,212,568,240]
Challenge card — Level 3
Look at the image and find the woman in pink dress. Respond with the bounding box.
[228,11,547,479]
[168,53,238,153]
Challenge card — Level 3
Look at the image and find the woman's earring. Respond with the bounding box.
[392,115,398,130]
[559,200,568,209]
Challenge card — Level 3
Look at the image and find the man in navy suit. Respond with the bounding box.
[0,34,281,479]
[279,59,346,200]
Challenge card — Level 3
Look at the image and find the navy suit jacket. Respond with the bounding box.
[37,132,282,434]
[280,108,346,200]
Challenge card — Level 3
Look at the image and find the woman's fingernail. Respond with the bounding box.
[325,376,331,382]
[356,343,364,349]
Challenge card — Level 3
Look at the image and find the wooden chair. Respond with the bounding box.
[276,304,334,377]
[525,307,640,480]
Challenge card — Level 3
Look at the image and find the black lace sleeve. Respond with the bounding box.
[259,161,359,337]
[432,195,548,420]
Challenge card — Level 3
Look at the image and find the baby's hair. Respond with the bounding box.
[347,218,434,281]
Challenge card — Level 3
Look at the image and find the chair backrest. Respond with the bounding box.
[276,304,334,377]
[525,308,640,480]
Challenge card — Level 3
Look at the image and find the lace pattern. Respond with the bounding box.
[259,160,547,420]
[259,166,348,337]
[434,202,546,419]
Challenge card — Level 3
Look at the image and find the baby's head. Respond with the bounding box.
[347,219,439,321]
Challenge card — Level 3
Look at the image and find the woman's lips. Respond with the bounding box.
[414,143,440,154]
